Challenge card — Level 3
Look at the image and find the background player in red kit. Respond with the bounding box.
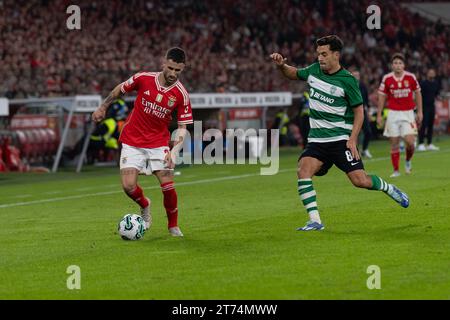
[92,47,193,237]
[377,53,423,177]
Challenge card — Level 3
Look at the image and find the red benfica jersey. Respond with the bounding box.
[378,71,421,111]
[119,72,193,148]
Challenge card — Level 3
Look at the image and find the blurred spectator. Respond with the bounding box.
[418,68,442,151]
[297,91,311,148]
[65,99,126,163]
[0,0,448,99]
[350,67,373,158]
[272,107,290,146]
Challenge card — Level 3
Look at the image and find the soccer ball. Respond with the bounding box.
[118,214,146,240]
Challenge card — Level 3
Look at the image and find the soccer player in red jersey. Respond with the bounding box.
[377,53,423,177]
[92,47,193,237]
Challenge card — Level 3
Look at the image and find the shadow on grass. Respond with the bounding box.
[325,224,422,236]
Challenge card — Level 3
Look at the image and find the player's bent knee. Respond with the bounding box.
[297,162,314,179]
[122,183,137,194]
[405,136,415,147]
[297,165,302,179]
[298,167,314,179]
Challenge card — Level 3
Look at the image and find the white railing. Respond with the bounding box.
[2,92,293,173]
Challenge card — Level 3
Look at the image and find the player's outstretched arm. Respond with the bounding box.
[270,53,298,80]
[92,83,124,123]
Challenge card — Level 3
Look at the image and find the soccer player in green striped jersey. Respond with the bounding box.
[270,35,410,231]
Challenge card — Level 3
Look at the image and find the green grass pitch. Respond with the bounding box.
[0,137,449,299]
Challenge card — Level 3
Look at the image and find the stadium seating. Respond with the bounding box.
[1,135,28,171]
[7,128,59,165]
[0,137,7,172]
[0,0,448,99]
[0,1,447,166]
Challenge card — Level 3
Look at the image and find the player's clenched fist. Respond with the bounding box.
[270,53,287,66]
[92,107,106,123]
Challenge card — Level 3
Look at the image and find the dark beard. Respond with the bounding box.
[164,74,176,86]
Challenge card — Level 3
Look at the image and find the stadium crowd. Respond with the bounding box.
[0,0,448,99]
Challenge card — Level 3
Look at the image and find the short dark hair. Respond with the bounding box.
[391,52,405,63]
[166,47,186,64]
[316,35,344,52]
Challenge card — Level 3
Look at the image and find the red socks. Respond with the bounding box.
[161,182,178,229]
[391,144,414,171]
[125,185,149,209]
[391,150,400,171]
[406,145,415,161]
[125,183,178,229]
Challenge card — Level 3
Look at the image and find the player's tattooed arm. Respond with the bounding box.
[92,84,124,122]
[102,84,124,109]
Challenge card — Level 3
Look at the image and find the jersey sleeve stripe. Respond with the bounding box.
[177,85,188,106]
[178,120,193,124]
[134,72,156,79]
[405,71,417,79]
[176,83,189,106]
[381,72,393,83]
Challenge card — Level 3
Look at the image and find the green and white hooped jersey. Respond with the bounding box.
[297,62,363,143]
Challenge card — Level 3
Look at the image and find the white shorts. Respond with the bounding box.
[120,144,170,175]
[383,110,418,138]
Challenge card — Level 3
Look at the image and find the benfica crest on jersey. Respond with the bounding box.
[404,80,409,87]
[168,95,177,107]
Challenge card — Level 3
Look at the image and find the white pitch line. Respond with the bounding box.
[105,184,120,188]
[0,169,292,209]
[0,148,448,209]
[179,174,197,179]
[43,191,63,195]
[74,187,93,192]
